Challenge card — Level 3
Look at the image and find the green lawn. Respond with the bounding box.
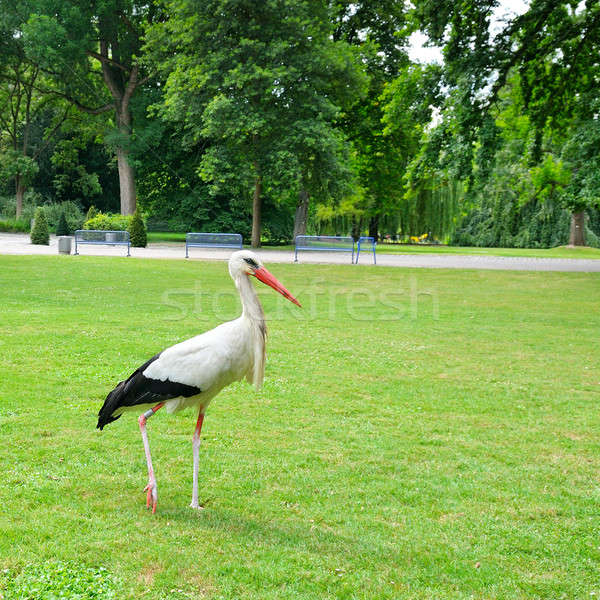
[1,255,599,599]
[147,232,600,260]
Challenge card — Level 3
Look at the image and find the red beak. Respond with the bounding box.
[253,266,302,307]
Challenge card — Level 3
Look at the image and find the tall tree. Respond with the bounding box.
[147,0,363,247]
[332,0,411,240]
[412,0,600,244]
[19,0,158,214]
[0,5,70,217]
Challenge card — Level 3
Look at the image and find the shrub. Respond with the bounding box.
[0,218,30,233]
[0,191,41,222]
[86,205,98,221]
[30,208,50,245]
[56,211,70,236]
[43,201,85,233]
[128,208,147,247]
[83,212,131,231]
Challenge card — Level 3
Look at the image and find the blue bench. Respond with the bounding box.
[356,236,377,264]
[74,230,130,256]
[185,232,243,258]
[294,235,355,263]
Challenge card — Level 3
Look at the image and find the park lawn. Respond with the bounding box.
[265,242,600,260]
[0,255,599,599]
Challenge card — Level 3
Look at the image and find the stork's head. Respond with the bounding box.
[229,250,301,307]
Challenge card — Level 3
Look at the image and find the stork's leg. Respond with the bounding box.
[190,410,205,509]
[138,402,164,514]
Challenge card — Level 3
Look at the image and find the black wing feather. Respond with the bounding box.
[96,353,201,430]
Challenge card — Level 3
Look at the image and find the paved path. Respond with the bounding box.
[1,232,599,272]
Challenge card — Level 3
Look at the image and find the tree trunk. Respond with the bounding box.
[116,144,136,215]
[251,175,262,248]
[569,211,586,246]
[15,175,25,220]
[116,105,136,215]
[368,215,379,241]
[351,216,362,241]
[293,188,310,240]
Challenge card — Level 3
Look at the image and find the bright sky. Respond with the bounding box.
[407,0,530,64]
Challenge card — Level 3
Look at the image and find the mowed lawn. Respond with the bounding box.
[0,255,599,599]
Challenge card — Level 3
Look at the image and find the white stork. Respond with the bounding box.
[97,250,301,513]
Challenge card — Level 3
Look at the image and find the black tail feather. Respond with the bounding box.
[96,352,201,430]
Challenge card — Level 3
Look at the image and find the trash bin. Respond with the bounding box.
[58,236,72,255]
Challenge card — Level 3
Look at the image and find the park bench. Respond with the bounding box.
[74,230,130,256]
[185,232,243,258]
[294,235,355,263]
[356,236,377,264]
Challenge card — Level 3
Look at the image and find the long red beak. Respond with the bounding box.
[253,266,301,307]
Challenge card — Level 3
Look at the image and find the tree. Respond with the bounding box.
[0,6,69,217]
[147,0,363,247]
[30,206,49,244]
[19,0,159,214]
[331,0,415,240]
[412,0,600,244]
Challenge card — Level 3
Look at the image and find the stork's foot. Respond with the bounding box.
[144,479,158,514]
[189,500,204,510]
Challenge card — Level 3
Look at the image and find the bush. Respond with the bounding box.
[86,205,98,221]
[43,201,85,233]
[83,212,131,231]
[128,208,147,247]
[30,207,49,245]
[0,191,41,222]
[0,218,30,233]
[56,211,70,236]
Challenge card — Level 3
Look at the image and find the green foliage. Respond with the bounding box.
[0,150,39,187]
[0,192,39,222]
[55,211,70,236]
[83,212,131,231]
[0,218,30,233]
[127,208,147,247]
[30,207,49,244]
[43,201,84,233]
[86,205,98,221]
[0,561,120,599]
[147,0,365,244]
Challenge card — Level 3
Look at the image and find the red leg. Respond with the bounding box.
[190,410,205,509]
[138,402,164,514]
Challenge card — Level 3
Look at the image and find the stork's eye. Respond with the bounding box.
[243,257,259,269]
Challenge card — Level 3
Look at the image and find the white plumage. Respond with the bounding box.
[97,250,300,512]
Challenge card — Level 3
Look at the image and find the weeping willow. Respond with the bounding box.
[399,175,463,240]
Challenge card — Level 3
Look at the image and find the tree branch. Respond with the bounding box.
[29,83,114,114]
[33,105,72,159]
[86,50,130,73]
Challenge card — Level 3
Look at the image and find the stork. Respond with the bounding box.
[96,250,301,513]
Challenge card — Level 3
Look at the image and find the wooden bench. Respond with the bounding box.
[185,232,243,258]
[294,235,355,263]
[74,230,130,256]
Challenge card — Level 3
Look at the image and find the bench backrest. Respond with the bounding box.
[75,230,130,243]
[358,236,376,247]
[186,232,243,248]
[295,235,354,250]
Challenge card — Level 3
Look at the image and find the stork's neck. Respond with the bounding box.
[235,272,266,324]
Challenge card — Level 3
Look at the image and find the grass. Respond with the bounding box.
[147,232,600,260]
[0,255,599,599]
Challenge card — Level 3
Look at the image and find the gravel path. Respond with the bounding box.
[1,232,599,272]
